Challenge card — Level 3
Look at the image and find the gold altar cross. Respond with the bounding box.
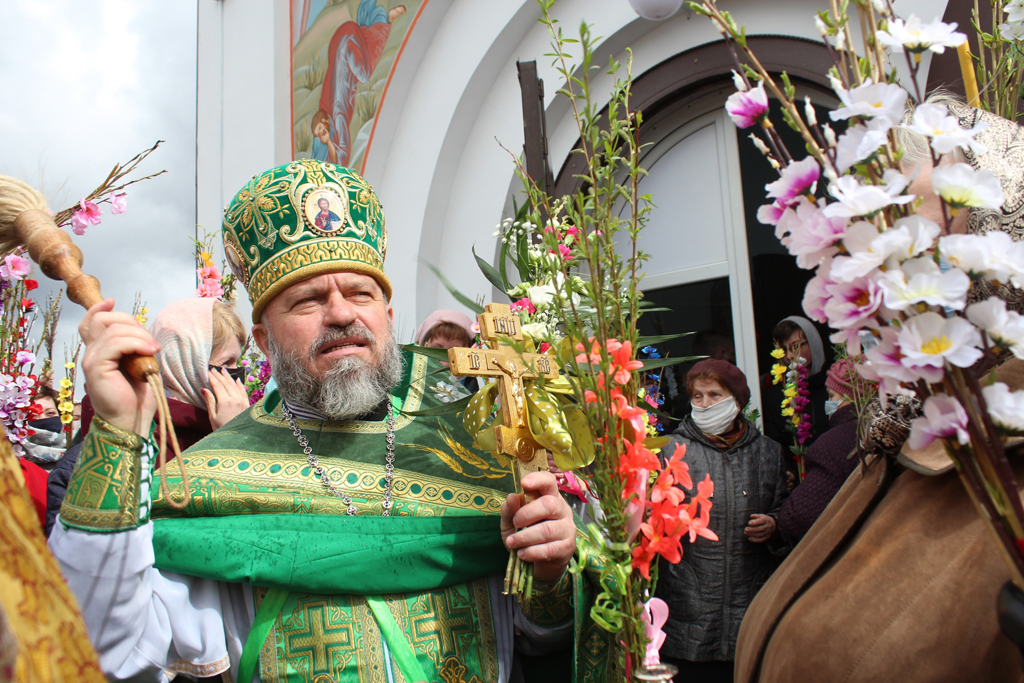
[447,303,559,498]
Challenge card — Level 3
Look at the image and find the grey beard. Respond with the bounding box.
[266,322,404,421]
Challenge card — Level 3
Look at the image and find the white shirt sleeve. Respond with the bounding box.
[48,522,250,682]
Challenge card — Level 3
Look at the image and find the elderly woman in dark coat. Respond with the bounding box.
[654,359,788,683]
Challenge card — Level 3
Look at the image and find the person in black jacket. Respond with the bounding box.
[778,359,874,544]
[655,359,788,683]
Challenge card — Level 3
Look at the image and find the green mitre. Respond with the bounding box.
[221,160,392,323]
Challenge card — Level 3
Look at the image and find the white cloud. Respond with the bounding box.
[0,1,203,398]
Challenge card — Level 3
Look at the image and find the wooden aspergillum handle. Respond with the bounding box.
[13,209,160,381]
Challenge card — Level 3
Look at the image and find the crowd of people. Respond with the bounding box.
[6,91,1024,682]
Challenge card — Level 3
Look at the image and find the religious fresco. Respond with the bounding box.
[291,0,425,173]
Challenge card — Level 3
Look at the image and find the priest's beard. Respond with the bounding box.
[266,321,404,421]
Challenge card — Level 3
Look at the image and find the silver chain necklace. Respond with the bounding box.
[281,401,397,516]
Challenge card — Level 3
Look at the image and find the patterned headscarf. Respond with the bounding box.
[949,103,1024,311]
[150,298,215,409]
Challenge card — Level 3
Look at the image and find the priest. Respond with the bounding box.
[48,160,604,682]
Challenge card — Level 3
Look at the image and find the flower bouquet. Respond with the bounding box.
[689,0,1024,588]
[428,3,716,677]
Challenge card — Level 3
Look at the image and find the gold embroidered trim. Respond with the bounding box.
[166,451,505,515]
[166,655,231,677]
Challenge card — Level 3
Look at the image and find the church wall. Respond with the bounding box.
[200,0,949,334]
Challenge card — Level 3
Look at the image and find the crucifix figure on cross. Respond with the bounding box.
[446,303,559,500]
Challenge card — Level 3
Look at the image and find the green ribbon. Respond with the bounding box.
[366,595,430,683]
[152,514,508,594]
[238,587,288,683]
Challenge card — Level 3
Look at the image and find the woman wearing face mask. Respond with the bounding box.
[45,298,250,536]
[654,359,788,683]
[777,359,871,545]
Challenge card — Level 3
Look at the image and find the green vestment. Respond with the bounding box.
[78,352,612,683]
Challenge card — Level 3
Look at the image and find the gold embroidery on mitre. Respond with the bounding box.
[248,238,384,309]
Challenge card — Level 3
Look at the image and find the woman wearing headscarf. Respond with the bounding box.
[654,359,788,683]
[762,315,832,467]
[415,309,478,392]
[778,359,872,544]
[46,298,249,535]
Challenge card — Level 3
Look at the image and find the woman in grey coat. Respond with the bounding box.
[654,359,788,683]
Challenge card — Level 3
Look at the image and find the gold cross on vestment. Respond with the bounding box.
[447,304,559,498]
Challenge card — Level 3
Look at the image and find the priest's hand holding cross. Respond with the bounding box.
[447,304,575,596]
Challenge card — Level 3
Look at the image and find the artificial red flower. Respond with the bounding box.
[21,298,33,309]
[610,341,643,385]
[23,279,38,291]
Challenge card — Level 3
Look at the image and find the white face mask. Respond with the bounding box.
[691,396,740,435]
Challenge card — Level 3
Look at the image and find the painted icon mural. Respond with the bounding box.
[291,0,424,173]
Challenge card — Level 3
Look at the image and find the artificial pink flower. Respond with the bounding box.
[802,257,834,324]
[1,254,31,281]
[860,327,924,401]
[196,279,224,298]
[766,157,820,206]
[70,198,102,235]
[557,244,572,260]
[15,351,35,366]
[725,82,769,129]
[510,298,536,315]
[757,201,786,226]
[908,395,970,450]
[109,192,128,214]
[823,273,884,330]
[776,198,847,270]
[643,598,670,668]
[198,265,221,281]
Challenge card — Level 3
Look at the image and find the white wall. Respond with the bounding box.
[198,0,950,332]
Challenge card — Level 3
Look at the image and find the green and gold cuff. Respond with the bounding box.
[59,416,157,533]
[520,569,574,627]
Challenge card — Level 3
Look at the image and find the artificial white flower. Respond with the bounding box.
[804,96,818,126]
[876,15,967,54]
[941,231,1024,288]
[1000,20,1024,41]
[829,79,908,126]
[1007,0,1024,22]
[982,382,1024,431]
[829,220,907,281]
[930,162,1005,210]
[939,233,997,278]
[898,311,983,380]
[822,169,914,218]
[966,297,1024,358]
[527,283,555,308]
[880,257,971,311]
[892,215,942,260]
[834,118,892,173]
[904,103,989,155]
[731,69,747,92]
[522,321,549,339]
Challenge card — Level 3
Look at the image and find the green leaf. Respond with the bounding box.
[399,394,474,417]
[472,243,507,294]
[636,332,695,347]
[402,344,451,362]
[641,355,704,370]
[498,234,511,294]
[427,264,484,314]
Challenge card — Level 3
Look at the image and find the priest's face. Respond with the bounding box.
[253,272,403,418]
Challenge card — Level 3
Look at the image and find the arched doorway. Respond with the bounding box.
[554,37,836,420]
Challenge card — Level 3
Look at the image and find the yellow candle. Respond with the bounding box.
[957,42,980,107]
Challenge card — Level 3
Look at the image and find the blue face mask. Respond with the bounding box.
[824,400,841,417]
